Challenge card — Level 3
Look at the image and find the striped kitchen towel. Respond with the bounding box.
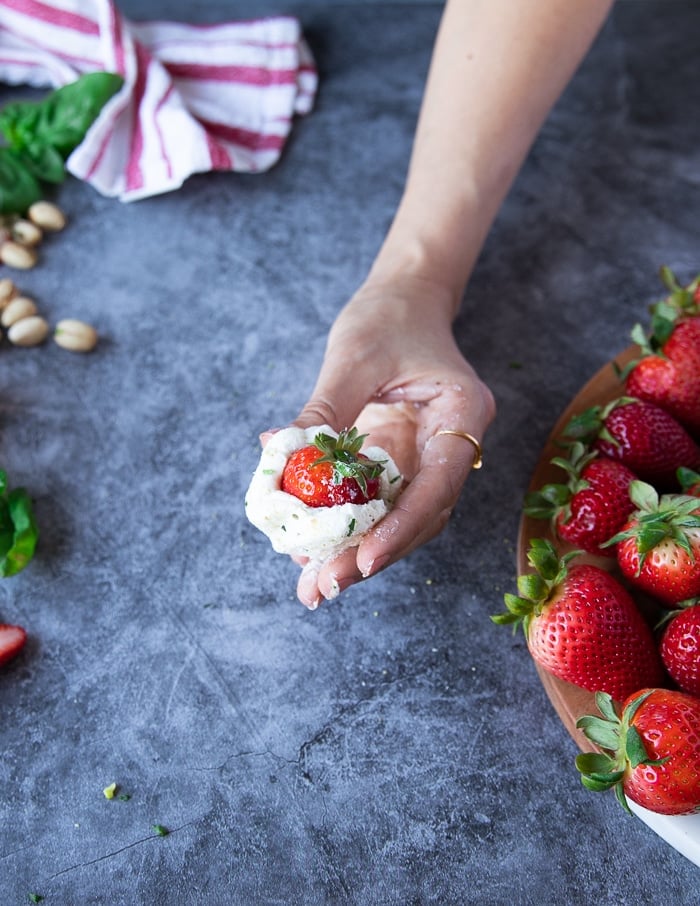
[0,0,318,201]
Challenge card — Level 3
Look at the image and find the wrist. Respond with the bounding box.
[367,182,492,317]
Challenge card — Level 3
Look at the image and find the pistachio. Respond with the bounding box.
[54,318,99,352]
[0,240,38,269]
[11,219,43,247]
[27,200,66,232]
[0,277,17,309]
[1,296,38,327]
[7,315,49,347]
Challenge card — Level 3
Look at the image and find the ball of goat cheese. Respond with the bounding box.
[245,425,403,562]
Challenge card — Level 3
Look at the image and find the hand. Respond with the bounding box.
[272,273,496,608]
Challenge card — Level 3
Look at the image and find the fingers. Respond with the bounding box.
[297,549,359,609]
[292,367,377,435]
[357,431,478,574]
[297,431,483,608]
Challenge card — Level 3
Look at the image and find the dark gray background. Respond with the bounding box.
[1,1,699,903]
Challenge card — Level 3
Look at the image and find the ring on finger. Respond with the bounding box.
[433,429,484,470]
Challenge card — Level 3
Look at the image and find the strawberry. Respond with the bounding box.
[493,539,665,700]
[576,689,700,816]
[281,427,385,508]
[623,321,700,439]
[605,480,700,606]
[677,466,700,497]
[621,270,700,436]
[563,397,700,489]
[0,622,27,666]
[659,600,700,697]
[523,442,637,556]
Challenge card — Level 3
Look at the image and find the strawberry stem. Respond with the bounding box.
[311,427,385,495]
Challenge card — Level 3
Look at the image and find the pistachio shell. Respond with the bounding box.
[1,296,37,327]
[11,219,43,247]
[0,240,38,269]
[54,318,99,352]
[7,315,49,347]
[27,201,66,232]
[0,277,17,309]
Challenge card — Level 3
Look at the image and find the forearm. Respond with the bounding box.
[369,0,614,314]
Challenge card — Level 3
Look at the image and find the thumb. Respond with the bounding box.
[292,355,376,434]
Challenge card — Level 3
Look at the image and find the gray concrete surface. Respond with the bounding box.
[1,1,699,903]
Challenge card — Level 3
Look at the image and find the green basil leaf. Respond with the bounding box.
[0,147,42,214]
[0,102,41,151]
[0,487,38,577]
[0,472,39,577]
[0,72,123,160]
[0,499,14,557]
[20,142,66,184]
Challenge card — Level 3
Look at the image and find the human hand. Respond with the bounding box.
[264,273,496,608]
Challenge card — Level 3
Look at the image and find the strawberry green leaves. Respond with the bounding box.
[0,470,38,577]
[492,537,577,632]
[605,480,700,559]
[312,427,385,495]
[575,691,660,813]
[576,689,700,816]
[0,71,124,214]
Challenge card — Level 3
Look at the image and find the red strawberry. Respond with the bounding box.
[281,427,384,508]
[621,269,700,436]
[624,319,700,438]
[677,466,700,497]
[576,689,700,816]
[659,601,700,696]
[606,480,700,606]
[493,539,665,700]
[564,397,700,489]
[524,442,637,556]
[0,623,27,666]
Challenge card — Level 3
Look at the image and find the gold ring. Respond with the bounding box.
[434,430,484,470]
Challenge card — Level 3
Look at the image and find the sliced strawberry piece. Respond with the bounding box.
[0,623,27,666]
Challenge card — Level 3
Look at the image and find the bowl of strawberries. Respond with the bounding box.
[500,268,700,864]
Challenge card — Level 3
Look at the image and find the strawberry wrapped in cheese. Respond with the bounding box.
[245,425,402,563]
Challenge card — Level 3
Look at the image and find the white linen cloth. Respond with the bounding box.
[0,0,318,201]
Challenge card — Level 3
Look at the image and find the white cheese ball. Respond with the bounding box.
[245,424,403,563]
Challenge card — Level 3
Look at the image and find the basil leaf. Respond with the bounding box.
[0,471,39,577]
[0,71,123,161]
[0,147,42,213]
[20,142,66,184]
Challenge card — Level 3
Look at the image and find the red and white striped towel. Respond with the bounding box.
[0,0,318,201]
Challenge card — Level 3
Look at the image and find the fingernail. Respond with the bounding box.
[324,575,352,600]
[303,596,321,611]
[361,554,390,578]
[259,427,283,445]
[325,577,341,600]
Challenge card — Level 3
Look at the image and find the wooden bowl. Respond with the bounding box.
[516,346,639,753]
[516,348,700,866]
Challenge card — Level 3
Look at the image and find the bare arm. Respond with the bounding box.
[288,0,614,607]
[372,0,615,310]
